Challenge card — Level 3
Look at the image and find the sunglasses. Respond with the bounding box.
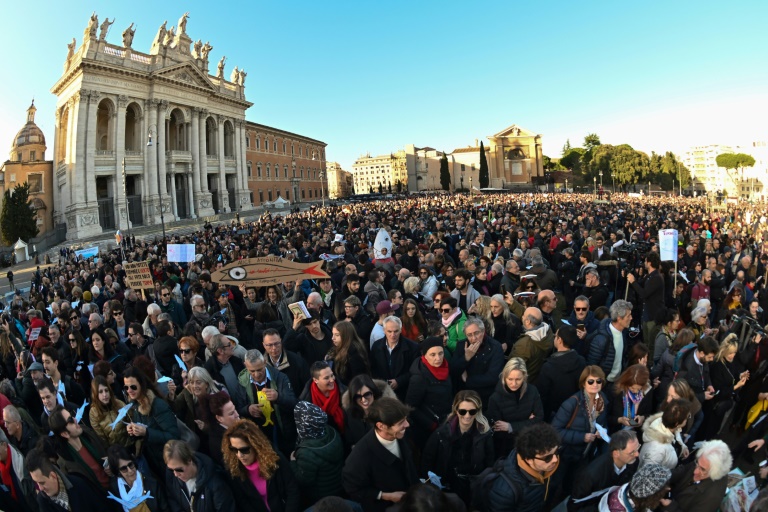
[534,446,562,463]
[69,338,77,342]
[162,293,170,297]
[457,408,478,416]
[586,378,604,386]
[66,416,77,425]
[113,311,123,316]
[170,467,186,474]
[123,385,139,391]
[441,308,452,313]
[230,446,252,455]
[574,307,588,312]
[119,462,136,473]
[354,391,374,401]
[179,349,193,355]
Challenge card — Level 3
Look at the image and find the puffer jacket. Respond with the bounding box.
[165,453,234,512]
[551,391,608,462]
[290,425,344,503]
[487,381,544,457]
[586,318,628,379]
[510,323,554,383]
[444,310,467,355]
[639,412,684,470]
[89,399,131,448]
[404,357,453,434]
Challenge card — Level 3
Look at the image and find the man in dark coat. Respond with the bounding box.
[659,440,731,512]
[369,317,419,401]
[204,334,247,410]
[450,317,505,407]
[536,325,586,421]
[152,319,179,377]
[27,448,109,512]
[627,252,664,352]
[569,430,639,511]
[342,398,419,512]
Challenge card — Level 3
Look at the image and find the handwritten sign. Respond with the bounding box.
[167,244,196,263]
[210,257,330,288]
[659,229,679,262]
[123,262,154,290]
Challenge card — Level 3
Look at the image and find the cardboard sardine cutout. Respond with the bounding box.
[257,390,274,426]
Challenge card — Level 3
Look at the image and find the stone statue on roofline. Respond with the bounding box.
[99,17,114,41]
[201,42,212,60]
[178,12,190,34]
[123,23,136,48]
[230,66,239,83]
[239,69,247,86]
[163,25,175,46]
[67,38,76,60]
[86,12,98,39]
[217,56,226,78]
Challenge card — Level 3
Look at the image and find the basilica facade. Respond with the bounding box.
[51,13,253,240]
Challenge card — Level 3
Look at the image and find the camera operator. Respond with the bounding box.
[626,251,664,361]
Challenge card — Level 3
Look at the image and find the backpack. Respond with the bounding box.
[672,343,698,376]
[471,456,523,511]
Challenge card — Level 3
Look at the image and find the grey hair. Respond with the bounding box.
[2,404,20,422]
[147,303,161,316]
[696,439,732,481]
[491,263,503,274]
[244,349,265,364]
[186,367,217,393]
[513,249,524,258]
[691,306,708,322]
[609,429,638,452]
[403,276,421,294]
[574,295,590,306]
[0,429,8,445]
[383,316,403,331]
[209,334,229,353]
[523,308,543,327]
[201,325,220,341]
[189,294,204,307]
[609,300,633,322]
[695,298,711,312]
[463,316,486,334]
[531,255,544,266]
[0,380,16,399]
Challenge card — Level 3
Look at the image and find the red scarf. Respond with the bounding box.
[421,356,449,381]
[310,382,344,434]
[0,444,17,501]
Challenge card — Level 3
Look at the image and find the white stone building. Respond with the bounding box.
[51,13,253,240]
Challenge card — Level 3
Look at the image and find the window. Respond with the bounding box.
[28,174,43,194]
[273,140,277,152]
[268,190,273,201]
[256,138,260,150]
[283,142,286,154]
[291,144,294,156]
[249,191,254,204]
[284,166,289,178]
[266,164,271,178]
[264,138,269,153]
[300,168,304,179]
[247,162,252,178]
[259,190,263,202]
[285,189,289,199]
[257,164,262,177]
[245,136,250,149]
[461,164,465,172]
[29,151,36,161]
[302,189,305,199]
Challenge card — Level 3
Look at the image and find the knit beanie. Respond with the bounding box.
[420,336,444,355]
[294,401,326,440]
[630,463,671,499]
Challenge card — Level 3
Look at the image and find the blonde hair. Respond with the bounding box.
[473,296,494,336]
[501,357,528,394]
[716,334,738,362]
[448,390,491,433]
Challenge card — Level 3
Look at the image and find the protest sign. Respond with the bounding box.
[124,262,154,290]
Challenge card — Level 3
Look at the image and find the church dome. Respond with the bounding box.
[12,101,46,150]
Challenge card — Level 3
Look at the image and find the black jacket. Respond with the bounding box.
[369,337,419,400]
[342,429,419,512]
[266,349,310,398]
[404,357,453,434]
[165,453,235,512]
[204,355,247,409]
[536,349,587,421]
[661,459,728,512]
[229,452,301,512]
[450,335,505,407]
[487,381,544,457]
[154,335,179,376]
[630,269,665,322]
[569,451,637,511]
[37,472,109,512]
[676,348,712,404]
[109,472,169,512]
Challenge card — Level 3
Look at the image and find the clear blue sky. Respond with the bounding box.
[1,1,766,170]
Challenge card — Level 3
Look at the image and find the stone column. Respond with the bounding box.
[115,95,128,230]
[146,99,159,225]
[85,90,100,206]
[190,108,202,194]
[217,115,227,213]
[186,172,195,219]
[198,109,208,193]
[169,173,178,220]
[196,110,215,217]
[233,121,242,207]
[157,100,168,197]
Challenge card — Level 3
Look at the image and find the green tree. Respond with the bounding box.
[716,152,756,189]
[588,144,650,191]
[439,153,451,191]
[582,133,602,167]
[1,183,38,245]
[560,148,585,174]
[478,141,489,188]
[562,138,572,156]
[543,155,565,172]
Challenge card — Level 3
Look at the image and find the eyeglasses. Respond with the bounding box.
[263,342,281,348]
[574,307,588,312]
[179,349,193,354]
[119,462,136,473]
[70,316,78,321]
[230,446,252,455]
[457,408,478,416]
[123,385,139,391]
[586,378,604,386]
[465,330,483,339]
[221,344,232,350]
[534,446,562,463]
[344,305,356,309]
[354,391,374,401]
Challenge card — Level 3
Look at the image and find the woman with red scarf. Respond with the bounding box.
[405,337,453,446]
[301,361,346,434]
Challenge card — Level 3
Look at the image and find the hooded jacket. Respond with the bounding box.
[530,262,559,292]
[165,453,235,512]
[291,425,345,503]
[510,323,554,383]
[488,450,561,512]
[639,412,685,470]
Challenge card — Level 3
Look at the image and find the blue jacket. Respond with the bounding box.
[586,318,629,379]
[488,450,561,512]
[551,391,608,461]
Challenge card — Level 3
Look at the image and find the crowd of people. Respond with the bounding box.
[1,192,768,512]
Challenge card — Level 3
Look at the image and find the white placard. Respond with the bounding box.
[167,244,196,263]
[659,229,678,262]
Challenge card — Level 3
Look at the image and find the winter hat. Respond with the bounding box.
[83,291,92,302]
[420,336,445,355]
[294,401,326,440]
[375,300,399,316]
[28,362,45,373]
[630,463,671,499]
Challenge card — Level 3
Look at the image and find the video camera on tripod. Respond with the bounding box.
[731,314,767,351]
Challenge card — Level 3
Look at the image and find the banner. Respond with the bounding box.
[211,257,330,288]
[123,262,154,290]
[167,244,196,263]
[659,229,679,262]
[75,247,99,260]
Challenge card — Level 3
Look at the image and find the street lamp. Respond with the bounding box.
[312,151,325,208]
[469,176,473,199]
[611,173,616,194]
[121,157,133,245]
[146,129,166,243]
[593,176,597,196]
[460,170,464,192]
[599,170,603,188]
[565,178,568,193]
